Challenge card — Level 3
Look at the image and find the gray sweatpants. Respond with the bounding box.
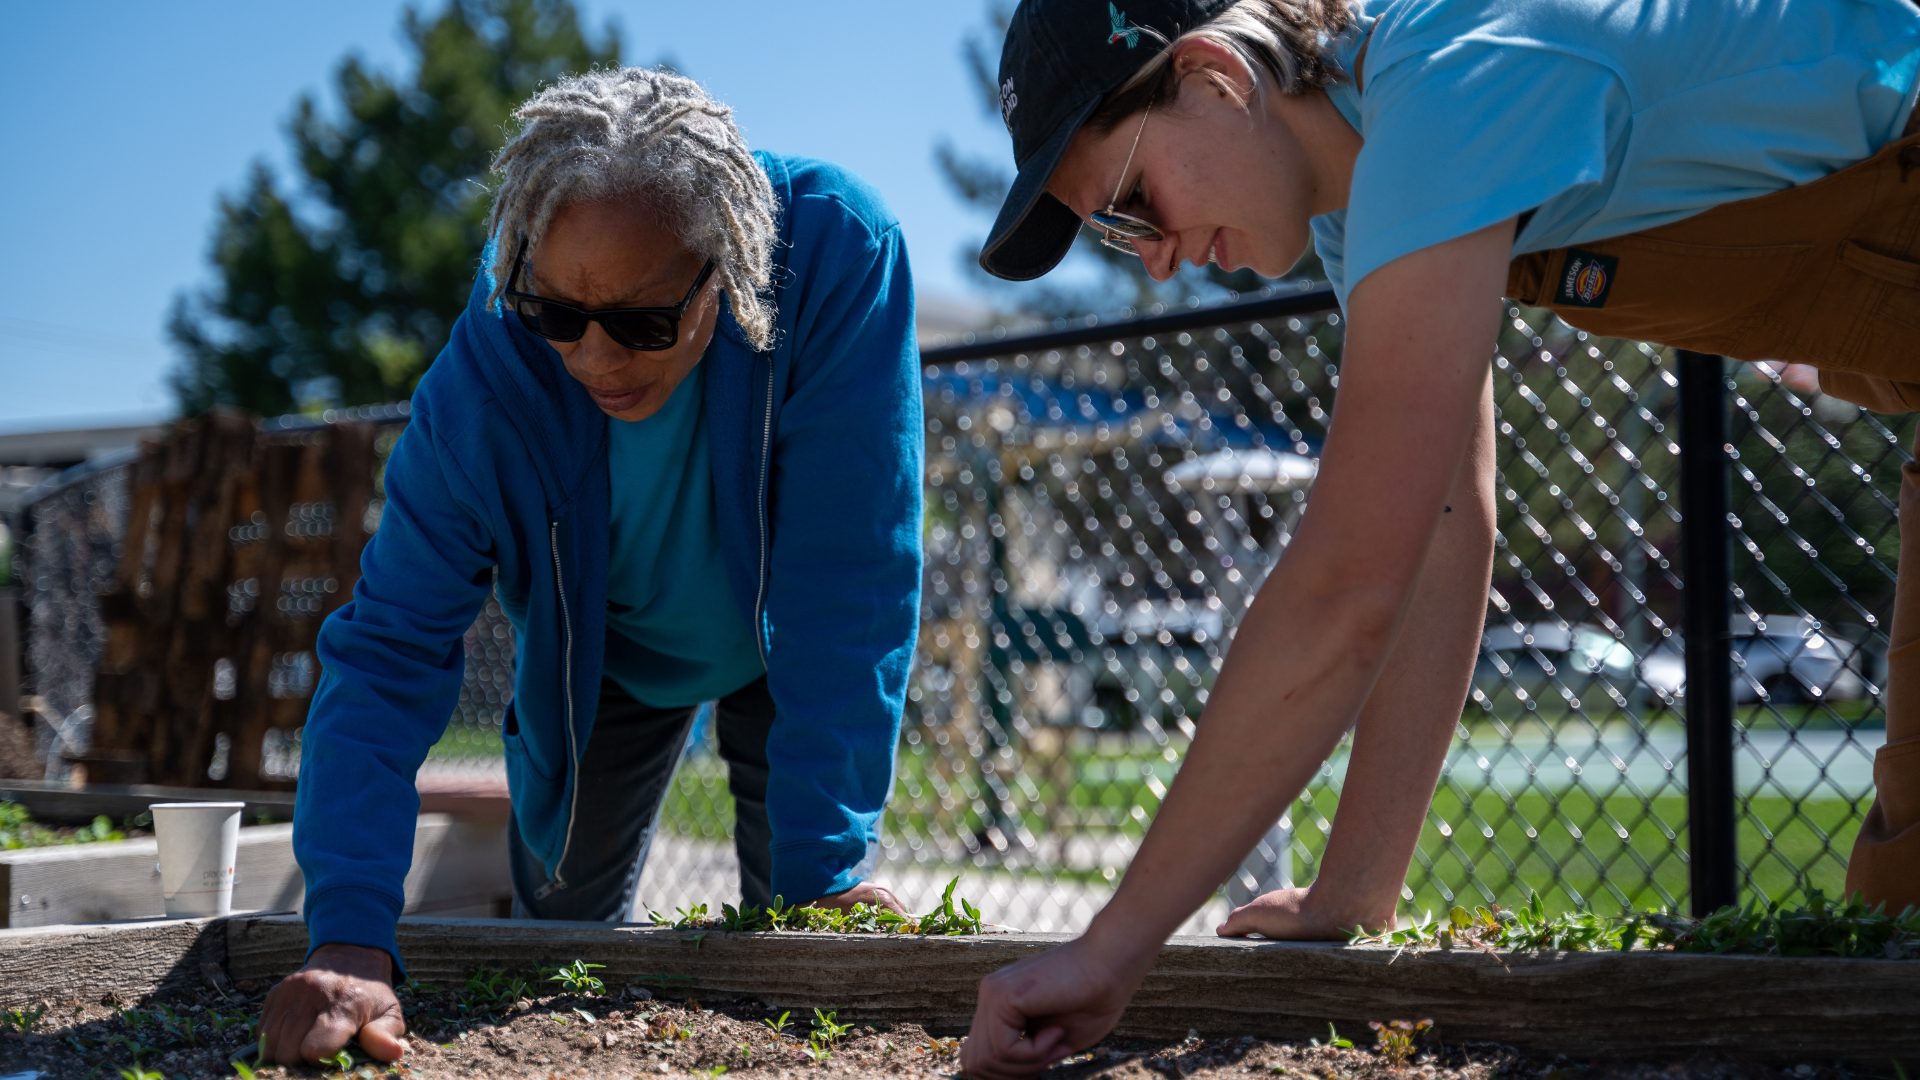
[508,673,775,922]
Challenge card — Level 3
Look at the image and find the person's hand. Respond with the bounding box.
[1216,886,1391,940]
[961,930,1148,1080]
[806,881,908,915]
[259,943,406,1065]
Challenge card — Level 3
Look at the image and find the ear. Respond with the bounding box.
[1168,35,1257,110]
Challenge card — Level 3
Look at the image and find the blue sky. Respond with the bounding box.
[0,0,1026,431]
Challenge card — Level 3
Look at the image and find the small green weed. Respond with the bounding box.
[0,800,126,850]
[208,1010,251,1036]
[1351,890,1920,958]
[545,959,607,995]
[810,1007,851,1048]
[119,1068,164,1080]
[803,1038,833,1064]
[763,1010,793,1036]
[231,1060,258,1079]
[695,1066,730,1080]
[660,877,985,935]
[151,1003,200,1047]
[1323,1023,1354,1050]
[1638,891,1920,958]
[461,967,531,1008]
[1,1004,47,1033]
[1368,1019,1432,1065]
[915,876,987,935]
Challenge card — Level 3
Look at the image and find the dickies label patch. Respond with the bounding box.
[1555,249,1618,308]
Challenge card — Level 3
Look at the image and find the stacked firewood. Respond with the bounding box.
[86,410,383,789]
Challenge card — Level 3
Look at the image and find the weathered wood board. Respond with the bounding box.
[0,916,227,1008]
[0,814,508,928]
[0,779,297,825]
[221,916,1920,1061]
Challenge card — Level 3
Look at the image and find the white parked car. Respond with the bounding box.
[1629,615,1875,705]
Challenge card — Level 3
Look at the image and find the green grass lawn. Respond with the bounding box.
[1294,784,1863,918]
[430,722,1866,914]
[427,723,504,762]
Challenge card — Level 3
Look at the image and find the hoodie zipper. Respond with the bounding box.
[752,355,774,662]
[535,519,582,899]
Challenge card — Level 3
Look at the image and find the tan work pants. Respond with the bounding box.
[1857,446,1920,911]
[1506,112,1920,912]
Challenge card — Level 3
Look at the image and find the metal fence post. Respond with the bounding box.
[1676,349,1738,915]
[1,510,20,725]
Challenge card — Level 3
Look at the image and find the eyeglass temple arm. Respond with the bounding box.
[506,237,529,294]
[681,258,717,309]
[1107,103,1153,211]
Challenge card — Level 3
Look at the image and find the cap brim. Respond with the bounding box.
[978,96,1102,282]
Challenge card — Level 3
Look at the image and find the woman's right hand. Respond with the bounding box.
[961,929,1151,1080]
[259,943,407,1065]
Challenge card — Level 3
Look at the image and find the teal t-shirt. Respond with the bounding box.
[604,367,766,709]
[1311,0,1920,308]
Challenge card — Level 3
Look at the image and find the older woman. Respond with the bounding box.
[260,68,922,1064]
[962,0,1920,1075]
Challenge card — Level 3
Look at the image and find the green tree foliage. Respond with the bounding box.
[935,3,1311,319]
[170,0,620,417]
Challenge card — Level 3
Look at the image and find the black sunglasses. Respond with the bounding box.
[502,239,715,351]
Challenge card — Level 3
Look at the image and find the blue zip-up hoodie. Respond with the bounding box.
[293,153,923,967]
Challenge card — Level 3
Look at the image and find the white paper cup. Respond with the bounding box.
[150,802,244,918]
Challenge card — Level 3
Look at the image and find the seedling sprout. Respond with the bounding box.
[1369,1019,1433,1065]
[810,1007,852,1048]
[545,959,607,995]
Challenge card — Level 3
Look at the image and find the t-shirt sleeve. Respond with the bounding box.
[1338,41,1624,306]
[1310,209,1350,300]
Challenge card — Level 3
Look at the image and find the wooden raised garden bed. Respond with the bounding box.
[3,912,1914,1063]
[0,813,507,928]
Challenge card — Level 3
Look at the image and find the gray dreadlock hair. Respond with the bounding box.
[486,67,780,350]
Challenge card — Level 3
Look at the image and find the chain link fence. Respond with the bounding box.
[9,287,1897,931]
[13,455,134,778]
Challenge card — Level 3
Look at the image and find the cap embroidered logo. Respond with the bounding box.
[1108,3,1142,47]
[1001,78,1020,129]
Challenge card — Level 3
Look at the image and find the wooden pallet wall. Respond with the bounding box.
[87,411,383,790]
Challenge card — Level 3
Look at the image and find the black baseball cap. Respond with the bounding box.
[980,0,1238,281]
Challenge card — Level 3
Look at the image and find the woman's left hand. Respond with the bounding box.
[807,881,908,915]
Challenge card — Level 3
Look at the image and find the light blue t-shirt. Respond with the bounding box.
[1312,0,1920,308]
[604,366,766,709]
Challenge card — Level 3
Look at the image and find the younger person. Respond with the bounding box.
[963,0,1920,1075]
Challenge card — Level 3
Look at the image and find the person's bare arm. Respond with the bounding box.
[960,218,1516,1080]
[1218,367,1496,938]
[260,943,406,1065]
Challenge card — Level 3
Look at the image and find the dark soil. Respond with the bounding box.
[0,978,1890,1080]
